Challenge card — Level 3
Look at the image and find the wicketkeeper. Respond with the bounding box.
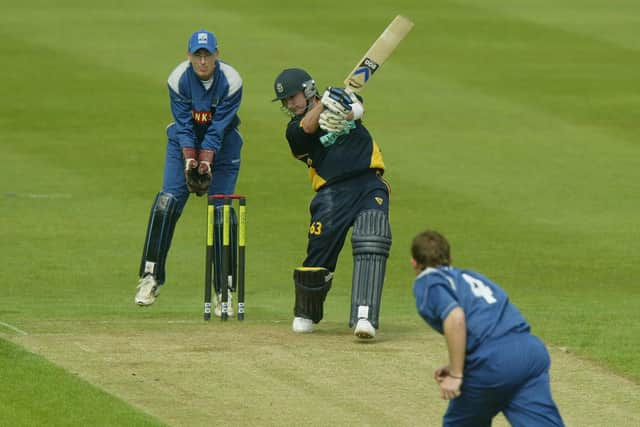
[272,68,392,339]
[135,29,243,315]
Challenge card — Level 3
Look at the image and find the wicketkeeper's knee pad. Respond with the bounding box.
[139,192,180,284]
[349,209,392,329]
[293,267,333,323]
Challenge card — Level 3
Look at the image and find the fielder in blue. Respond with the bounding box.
[134,30,243,313]
[410,230,564,426]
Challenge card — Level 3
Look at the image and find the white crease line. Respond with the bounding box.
[0,321,28,336]
[4,192,72,199]
[74,342,95,353]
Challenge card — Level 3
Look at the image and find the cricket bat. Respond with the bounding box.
[344,15,414,92]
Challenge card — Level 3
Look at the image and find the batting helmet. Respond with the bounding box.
[272,68,317,102]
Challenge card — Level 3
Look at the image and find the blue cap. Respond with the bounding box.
[188,30,218,53]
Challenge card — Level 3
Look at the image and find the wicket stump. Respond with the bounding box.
[204,194,246,321]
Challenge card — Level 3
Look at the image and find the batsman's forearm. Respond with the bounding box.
[301,99,323,134]
[443,307,466,377]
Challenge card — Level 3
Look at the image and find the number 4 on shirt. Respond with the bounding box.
[462,273,497,304]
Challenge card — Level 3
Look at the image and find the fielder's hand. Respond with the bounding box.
[321,87,352,116]
[434,365,463,401]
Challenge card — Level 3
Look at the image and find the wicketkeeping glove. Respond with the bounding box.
[186,168,211,196]
[182,147,213,196]
[182,147,198,172]
[197,149,214,176]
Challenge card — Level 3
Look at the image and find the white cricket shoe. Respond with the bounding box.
[354,318,376,339]
[292,317,313,333]
[135,275,159,306]
[214,292,235,317]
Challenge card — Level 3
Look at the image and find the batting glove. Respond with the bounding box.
[319,110,349,133]
[321,87,352,116]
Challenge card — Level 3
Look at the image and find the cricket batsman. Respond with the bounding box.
[272,68,392,339]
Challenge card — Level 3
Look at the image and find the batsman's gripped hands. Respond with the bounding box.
[321,87,353,116]
[434,365,463,401]
[319,87,360,146]
[319,109,350,133]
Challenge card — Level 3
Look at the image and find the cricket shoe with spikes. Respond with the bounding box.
[135,275,160,306]
[214,291,235,317]
[354,318,376,340]
[292,317,313,333]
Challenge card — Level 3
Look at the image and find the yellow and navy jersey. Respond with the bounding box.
[285,116,385,191]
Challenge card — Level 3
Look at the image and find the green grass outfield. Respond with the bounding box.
[1,0,639,425]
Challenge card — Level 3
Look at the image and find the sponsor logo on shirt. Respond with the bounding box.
[192,110,212,124]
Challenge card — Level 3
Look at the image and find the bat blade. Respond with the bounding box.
[344,15,414,92]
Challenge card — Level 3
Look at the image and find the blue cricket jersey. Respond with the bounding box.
[413,266,530,355]
[167,59,242,153]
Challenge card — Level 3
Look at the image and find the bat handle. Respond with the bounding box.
[320,132,338,147]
